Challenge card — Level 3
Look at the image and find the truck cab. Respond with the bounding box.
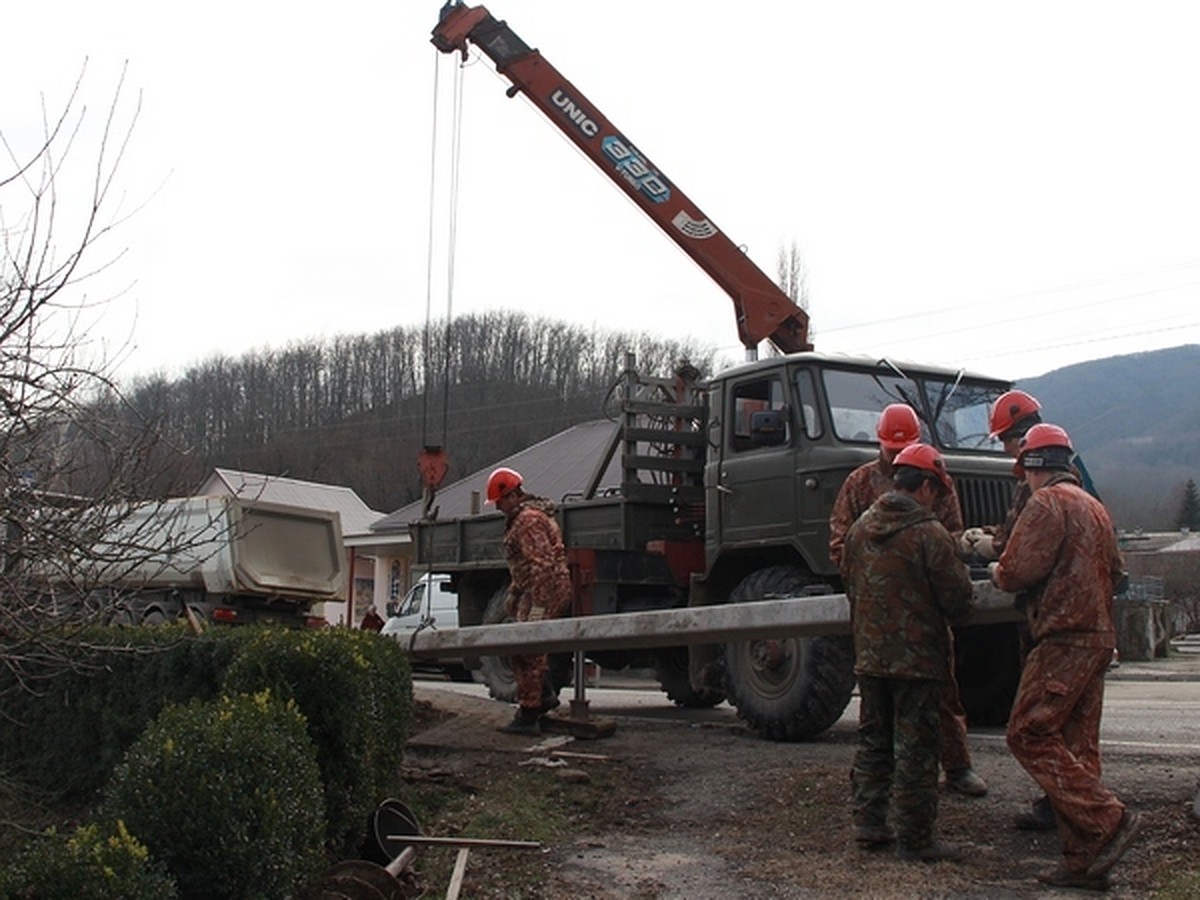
[381,574,473,681]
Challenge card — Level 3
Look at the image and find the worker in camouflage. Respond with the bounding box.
[842,442,974,863]
[830,404,988,799]
[990,424,1139,891]
[486,467,572,735]
[963,391,1113,833]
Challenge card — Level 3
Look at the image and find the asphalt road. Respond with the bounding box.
[414,653,1200,753]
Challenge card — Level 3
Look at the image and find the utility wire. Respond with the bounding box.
[420,52,441,451]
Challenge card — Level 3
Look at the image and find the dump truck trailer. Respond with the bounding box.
[47,496,346,628]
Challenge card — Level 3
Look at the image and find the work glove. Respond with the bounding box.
[959,527,999,561]
[958,527,984,557]
[987,561,1001,587]
[972,533,998,561]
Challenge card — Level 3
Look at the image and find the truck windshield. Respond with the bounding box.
[821,368,1006,453]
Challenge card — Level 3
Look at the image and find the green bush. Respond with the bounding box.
[0,625,252,800]
[0,820,177,900]
[222,628,413,857]
[103,691,325,900]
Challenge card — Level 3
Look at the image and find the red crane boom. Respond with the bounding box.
[431,2,813,355]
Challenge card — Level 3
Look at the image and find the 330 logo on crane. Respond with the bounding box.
[601,136,671,204]
[548,88,670,204]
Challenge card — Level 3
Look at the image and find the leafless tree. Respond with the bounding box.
[1,67,194,695]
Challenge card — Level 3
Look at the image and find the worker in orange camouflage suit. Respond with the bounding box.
[487,466,572,735]
[842,442,974,862]
[829,403,988,799]
[989,424,1140,891]
[961,389,1113,832]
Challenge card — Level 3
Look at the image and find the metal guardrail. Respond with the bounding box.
[407,581,1022,658]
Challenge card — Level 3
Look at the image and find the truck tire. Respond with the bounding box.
[477,584,569,703]
[722,565,856,741]
[652,647,726,708]
[953,622,1022,726]
[479,584,519,702]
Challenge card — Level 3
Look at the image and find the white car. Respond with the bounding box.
[381,574,473,681]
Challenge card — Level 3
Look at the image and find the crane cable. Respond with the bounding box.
[420,49,466,468]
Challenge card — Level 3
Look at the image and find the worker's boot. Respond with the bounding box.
[497,706,541,735]
[538,686,561,718]
[944,767,988,797]
[1014,795,1056,831]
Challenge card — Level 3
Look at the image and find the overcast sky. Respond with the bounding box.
[5,1,1199,384]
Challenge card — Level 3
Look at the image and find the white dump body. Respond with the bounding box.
[87,496,345,600]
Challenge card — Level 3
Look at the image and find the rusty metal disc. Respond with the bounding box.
[316,861,405,900]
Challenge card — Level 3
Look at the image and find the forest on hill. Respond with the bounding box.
[109,314,1197,530]
[119,312,722,514]
[1018,343,1200,531]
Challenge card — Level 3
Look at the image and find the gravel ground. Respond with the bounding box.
[405,662,1200,899]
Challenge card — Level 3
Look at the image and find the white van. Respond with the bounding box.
[381,574,472,681]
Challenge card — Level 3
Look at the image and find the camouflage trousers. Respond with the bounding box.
[511,652,550,710]
[1007,642,1123,873]
[939,629,972,772]
[511,601,557,710]
[852,675,943,849]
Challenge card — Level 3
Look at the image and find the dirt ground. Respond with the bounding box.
[401,671,1200,899]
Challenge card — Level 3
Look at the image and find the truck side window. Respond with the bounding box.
[730,377,788,453]
[823,369,920,444]
[399,583,425,617]
[792,368,822,440]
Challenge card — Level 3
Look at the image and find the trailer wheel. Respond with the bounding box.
[722,565,856,741]
[478,584,571,703]
[652,647,726,708]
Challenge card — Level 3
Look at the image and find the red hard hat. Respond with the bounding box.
[989,390,1041,439]
[876,404,922,450]
[485,467,523,503]
[892,442,952,491]
[1017,423,1073,471]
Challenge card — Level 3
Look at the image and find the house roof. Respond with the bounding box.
[198,468,383,537]
[372,418,623,534]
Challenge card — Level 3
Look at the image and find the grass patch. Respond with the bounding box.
[398,756,649,898]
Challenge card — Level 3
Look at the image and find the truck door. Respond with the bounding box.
[712,372,796,548]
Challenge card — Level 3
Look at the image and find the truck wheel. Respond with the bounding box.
[722,565,856,741]
[953,622,1022,726]
[479,584,518,702]
[141,607,169,626]
[652,647,726,708]
[477,583,571,702]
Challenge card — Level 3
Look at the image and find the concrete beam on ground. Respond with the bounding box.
[406,581,1021,658]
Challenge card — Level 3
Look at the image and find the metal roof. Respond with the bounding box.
[372,418,623,534]
[199,468,383,537]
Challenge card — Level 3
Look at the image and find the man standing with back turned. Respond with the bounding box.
[990,424,1139,891]
[842,443,974,862]
[830,403,988,798]
[486,466,572,735]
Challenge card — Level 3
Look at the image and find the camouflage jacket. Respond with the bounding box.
[989,455,1093,555]
[991,472,1123,648]
[842,491,973,680]
[503,495,572,621]
[829,457,965,569]
[989,476,1031,556]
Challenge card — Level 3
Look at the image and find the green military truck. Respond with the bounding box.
[418,5,1022,740]
[412,352,1019,740]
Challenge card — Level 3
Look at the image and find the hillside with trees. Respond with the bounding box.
[111,309,1198,530]
[110,328,1198,530]
[1018,343,1200,531]
[121,312,722,513]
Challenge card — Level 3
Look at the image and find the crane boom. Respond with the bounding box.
[431,2,813,355]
